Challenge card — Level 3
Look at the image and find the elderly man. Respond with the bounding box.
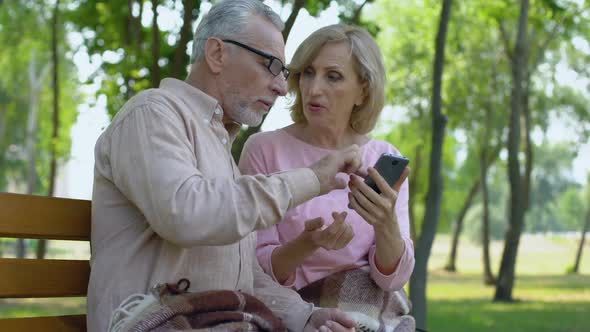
[87,0,361,331]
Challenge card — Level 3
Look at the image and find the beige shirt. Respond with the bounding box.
[87,78,320,332]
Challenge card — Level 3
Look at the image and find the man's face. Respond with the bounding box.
[219,18,288,126]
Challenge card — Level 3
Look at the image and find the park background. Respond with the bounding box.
[0,0,589,331]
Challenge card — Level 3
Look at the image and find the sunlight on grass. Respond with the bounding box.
[426,235,590,332]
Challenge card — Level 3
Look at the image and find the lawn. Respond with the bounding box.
[1,234,589,332]
[425,234,590,332]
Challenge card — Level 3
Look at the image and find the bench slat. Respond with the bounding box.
[0,258,90,298]
[0,193,91,241]
[0,315,86,332]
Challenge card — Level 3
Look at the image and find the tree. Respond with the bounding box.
[570,178,590,273]
[494,0,529,302]
[38,0,62,259]
[0,0,79,257]
[409,0,453,329]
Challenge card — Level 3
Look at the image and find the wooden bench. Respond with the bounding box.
[0,192,91,331]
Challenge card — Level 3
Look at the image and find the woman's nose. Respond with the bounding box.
[308,77,322,96]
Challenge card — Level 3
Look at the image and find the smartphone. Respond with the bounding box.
[364,153,410,194]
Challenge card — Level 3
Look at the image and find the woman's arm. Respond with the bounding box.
[349,167,408,272]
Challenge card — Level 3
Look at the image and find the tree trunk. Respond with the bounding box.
[571,197,590,273]
[172,0,198,78]
[481,144,495,285]
[522,76,533,211]
[151,0,161,87]
[444,176,481,272]
[408,144,422,243]
[0,106,6,148]
[38,0,61,260]
[409,0,453,329]
[21,58,48,259]
[282,0,306,41]
[350,0,372,24]
[494,0,529,302]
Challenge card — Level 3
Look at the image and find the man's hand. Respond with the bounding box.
[310,145,363,195]
[304,308,356,332]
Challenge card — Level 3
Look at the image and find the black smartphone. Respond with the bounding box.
[364,153,410,194]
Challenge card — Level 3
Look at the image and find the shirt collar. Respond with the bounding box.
[159,78,220,123]
[159,78,243,143]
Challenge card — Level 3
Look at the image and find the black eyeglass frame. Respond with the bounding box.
[222,39,290,79]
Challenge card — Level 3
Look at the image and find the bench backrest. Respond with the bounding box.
[0,192,91,331]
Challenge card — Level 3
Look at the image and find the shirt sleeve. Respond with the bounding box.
[106,104,320,247]
[252,249,313,332]
[368,177,415,291]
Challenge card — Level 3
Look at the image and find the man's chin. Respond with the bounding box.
[240,113,264,127]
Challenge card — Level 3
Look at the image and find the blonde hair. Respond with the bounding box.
[288,24,386,134]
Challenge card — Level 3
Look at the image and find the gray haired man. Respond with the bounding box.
[87,0,360,331]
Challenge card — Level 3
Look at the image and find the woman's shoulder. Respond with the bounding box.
[365,138,403,156]
[244,129,288,149]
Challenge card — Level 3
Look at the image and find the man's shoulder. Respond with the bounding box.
[110,88,185,126]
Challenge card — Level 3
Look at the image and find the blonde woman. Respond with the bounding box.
[239,24,415,332]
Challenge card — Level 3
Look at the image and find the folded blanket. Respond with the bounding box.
[298,267,415,332]
[108,279,287,332]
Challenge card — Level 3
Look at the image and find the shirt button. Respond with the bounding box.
[214,108,221,115]
[221,138,228,144]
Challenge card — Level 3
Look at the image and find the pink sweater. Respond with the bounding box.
[239,129,415,291]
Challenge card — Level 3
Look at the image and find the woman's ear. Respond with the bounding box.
[204,38,226,74]
[355,81,369,107]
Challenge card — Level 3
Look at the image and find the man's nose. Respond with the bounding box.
[270,74,288,96]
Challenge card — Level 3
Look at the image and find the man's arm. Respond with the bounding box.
[252,256,314,332]
[107,104,320,246]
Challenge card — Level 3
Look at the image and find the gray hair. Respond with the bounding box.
[190,0,284,64]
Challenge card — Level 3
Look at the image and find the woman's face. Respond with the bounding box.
[299,41,365,130]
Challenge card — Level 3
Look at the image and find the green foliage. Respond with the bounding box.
[0,0,79,194]
[66,0,202,117]
[371,0,589,241]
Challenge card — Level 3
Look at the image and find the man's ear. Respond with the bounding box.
[204,38,226,74]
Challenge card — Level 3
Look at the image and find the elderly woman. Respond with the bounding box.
[239,24,415,331]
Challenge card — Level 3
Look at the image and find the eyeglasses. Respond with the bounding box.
[222,39,290,79]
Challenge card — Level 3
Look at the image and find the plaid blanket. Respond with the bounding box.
[108,279,286,332]
[298,267,415,332]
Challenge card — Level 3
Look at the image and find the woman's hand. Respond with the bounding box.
[302,212,354,251]
[348,167,410,231]
[270,212,354,283]
[348,166,410,274]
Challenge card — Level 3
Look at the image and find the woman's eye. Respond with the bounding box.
[302,68,314,76]
[328,73,342,81]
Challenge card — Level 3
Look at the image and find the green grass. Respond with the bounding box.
[1,234,589,332]
[425,234,590,332]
